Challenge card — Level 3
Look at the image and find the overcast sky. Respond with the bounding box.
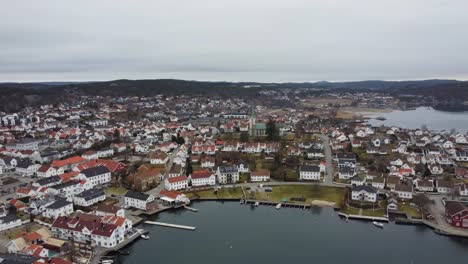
[1,0,467,82]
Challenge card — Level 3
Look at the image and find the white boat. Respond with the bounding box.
[141,234,150,239]
[240,199,244,204]
[101,260,113,264]
[373,221,384,228]
[276,203,282,209]
[255,201,259,207]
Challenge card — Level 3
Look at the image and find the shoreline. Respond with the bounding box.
[98,197,468,262]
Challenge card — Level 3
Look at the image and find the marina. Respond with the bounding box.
[119,201,468,264]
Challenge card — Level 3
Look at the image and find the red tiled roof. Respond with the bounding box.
[52,216,118,238]
[191,169,213,179]
[159,189,182,199]
[75,159,125,172]
[167,175,188,183]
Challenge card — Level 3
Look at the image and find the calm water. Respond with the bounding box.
[119,201,468,264]
[364,107,468,132]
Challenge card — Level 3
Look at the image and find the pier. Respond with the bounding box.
[145,221,196,231]
[244,200,311,209]
[183,205,199,212]
[338,213,389,222]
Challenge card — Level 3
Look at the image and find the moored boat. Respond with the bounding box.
[141,234,150,239]
[373,221,384,228]
[276,203,282,209]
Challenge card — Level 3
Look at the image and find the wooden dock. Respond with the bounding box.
[338,213,389,222]
[145,221,196,231]
[183,205,199,212]
[244,200,311,209]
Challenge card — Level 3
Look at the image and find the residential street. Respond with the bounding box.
[320,134,334,184]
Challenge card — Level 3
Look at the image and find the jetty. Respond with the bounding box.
[145,221,196,231]
[244,200,314,209]
[183,205,199,212]
[338,213,389,222]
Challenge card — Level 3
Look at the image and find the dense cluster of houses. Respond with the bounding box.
[1,91,468,263]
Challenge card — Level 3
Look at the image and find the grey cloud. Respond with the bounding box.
[0,0,467,82]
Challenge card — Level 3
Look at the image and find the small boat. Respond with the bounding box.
[101,260,114,264]
[373,221,384,228]
[141,234,150,239]
[240,199,244,204]
[276,203,282,209]
[118,249,130,255]
[255,201,259,207]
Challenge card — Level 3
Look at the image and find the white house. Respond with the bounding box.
[42,199,74,219]
[165,175,189,191]
[250,170,270,182]
[0,214,22,232]
[97,148,114,158]
[351,185,377,202]
[436,180,454,194]
[73,188,106,207]
[124,191,155,210]
[371,177,385,190]
[200,156,215,168]
[394,184,413,199]
[299,165,321,181]
[339,166,356,180]
[415,179,434,192]
[190,170,216,187]
[216,166,240,184]
[458,184,468,196]
[79,166,111,187]
[149,151,168,165]
[36,165,57,178]
[51,215,122,248]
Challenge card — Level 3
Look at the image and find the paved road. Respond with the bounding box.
[320,134,334,184]
[145,146,180,197]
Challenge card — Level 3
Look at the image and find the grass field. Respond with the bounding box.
[190,187,244,199]
[361,209,386,217]
[341,206,360,215]
[399,204,422,219]
[252,185,345,206]
[104,187,129,196]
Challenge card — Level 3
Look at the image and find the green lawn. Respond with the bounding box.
[399,204,422,219]
[285,170,299,181]
[341,206,360,215]
[105,187,129,196]
[253,185,345,206]
[361,209,386,217]
[190,187,244,199]
[255,159,274,170]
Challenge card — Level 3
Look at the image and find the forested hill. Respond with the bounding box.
[0,78,467,112]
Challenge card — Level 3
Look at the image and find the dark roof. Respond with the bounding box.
[0,214,20,223]
[300,165,320,172]
[81,166,110,178]
[339,166,355,174]
[352,185,377,193]
[395,183,412,192]
[51,180,80,190]
[217,166,239,174]
[124,190,150,201]
[337,153,356,160]
[16,159,33,169]
[46,198,72,210]
[0,253,36,264]
[76,188,105,201]
[96,204,121,214]
[35,175,61,186]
